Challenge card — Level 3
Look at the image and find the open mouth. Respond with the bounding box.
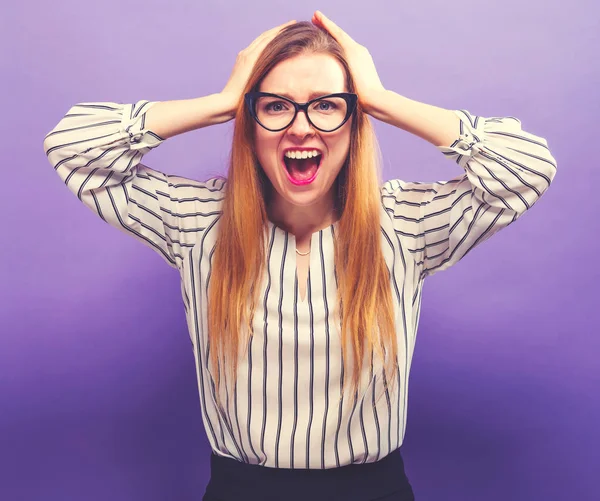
[282,153,323,183]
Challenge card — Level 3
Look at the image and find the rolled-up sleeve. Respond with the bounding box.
[43,100,225,270]
[381,109,557,279]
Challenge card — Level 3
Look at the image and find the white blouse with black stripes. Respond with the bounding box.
[43,99,557,469]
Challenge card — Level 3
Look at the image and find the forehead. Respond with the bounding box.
[259,53,346,100]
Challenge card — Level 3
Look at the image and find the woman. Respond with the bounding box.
[43,12,557,501]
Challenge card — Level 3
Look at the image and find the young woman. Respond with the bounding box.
[43,12,557,501]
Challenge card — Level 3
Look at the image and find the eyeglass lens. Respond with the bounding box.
[254,96,348,131]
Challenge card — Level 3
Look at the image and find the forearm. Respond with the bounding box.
[145,93,236,140]
[365,89,461,148]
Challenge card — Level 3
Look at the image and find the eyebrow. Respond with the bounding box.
[269,91,340,101]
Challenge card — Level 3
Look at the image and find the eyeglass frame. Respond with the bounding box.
[244,91,358,133]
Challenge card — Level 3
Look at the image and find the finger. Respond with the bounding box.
[264,20,296,37]
[248,20,296,50]
[250,27,290,52]
[314,11,354,43]
[315,11,345,37]
[277,20,297,29]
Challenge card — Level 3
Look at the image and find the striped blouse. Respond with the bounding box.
[43,99,557,469]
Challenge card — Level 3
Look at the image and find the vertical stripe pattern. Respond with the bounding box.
[44,101,557,468]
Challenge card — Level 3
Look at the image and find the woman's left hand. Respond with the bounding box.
[311,11,386,115]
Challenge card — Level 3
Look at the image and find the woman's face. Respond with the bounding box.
[253,53,352,211]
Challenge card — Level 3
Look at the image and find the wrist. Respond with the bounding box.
[217,92,241,121]
[361,88,389,117]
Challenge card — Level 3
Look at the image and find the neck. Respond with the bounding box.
[267,194,338,240]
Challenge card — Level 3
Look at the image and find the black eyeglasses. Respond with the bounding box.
[245,92,357,132]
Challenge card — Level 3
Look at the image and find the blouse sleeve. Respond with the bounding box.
[381,109,557,279]
[43,100,225,270]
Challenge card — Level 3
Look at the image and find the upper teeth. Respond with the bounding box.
[284,150,321,159]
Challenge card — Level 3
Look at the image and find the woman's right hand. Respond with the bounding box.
[220,20,296,113]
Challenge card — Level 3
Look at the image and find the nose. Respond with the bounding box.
[287,109,315,139]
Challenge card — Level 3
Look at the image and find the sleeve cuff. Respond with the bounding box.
[436,109,525,170]
[120,100,165,152]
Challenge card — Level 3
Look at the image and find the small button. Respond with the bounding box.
[129,131,142,143]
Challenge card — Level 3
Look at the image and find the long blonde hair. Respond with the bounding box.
[208,21,398,411]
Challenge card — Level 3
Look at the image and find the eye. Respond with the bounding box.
[312,100,337,112]
[265,101,289,113]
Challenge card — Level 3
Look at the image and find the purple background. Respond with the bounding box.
[2,0,598,499]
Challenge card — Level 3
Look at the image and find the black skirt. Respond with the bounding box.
[202,447,415,501]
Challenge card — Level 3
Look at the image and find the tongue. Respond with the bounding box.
[286,157,319,181]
